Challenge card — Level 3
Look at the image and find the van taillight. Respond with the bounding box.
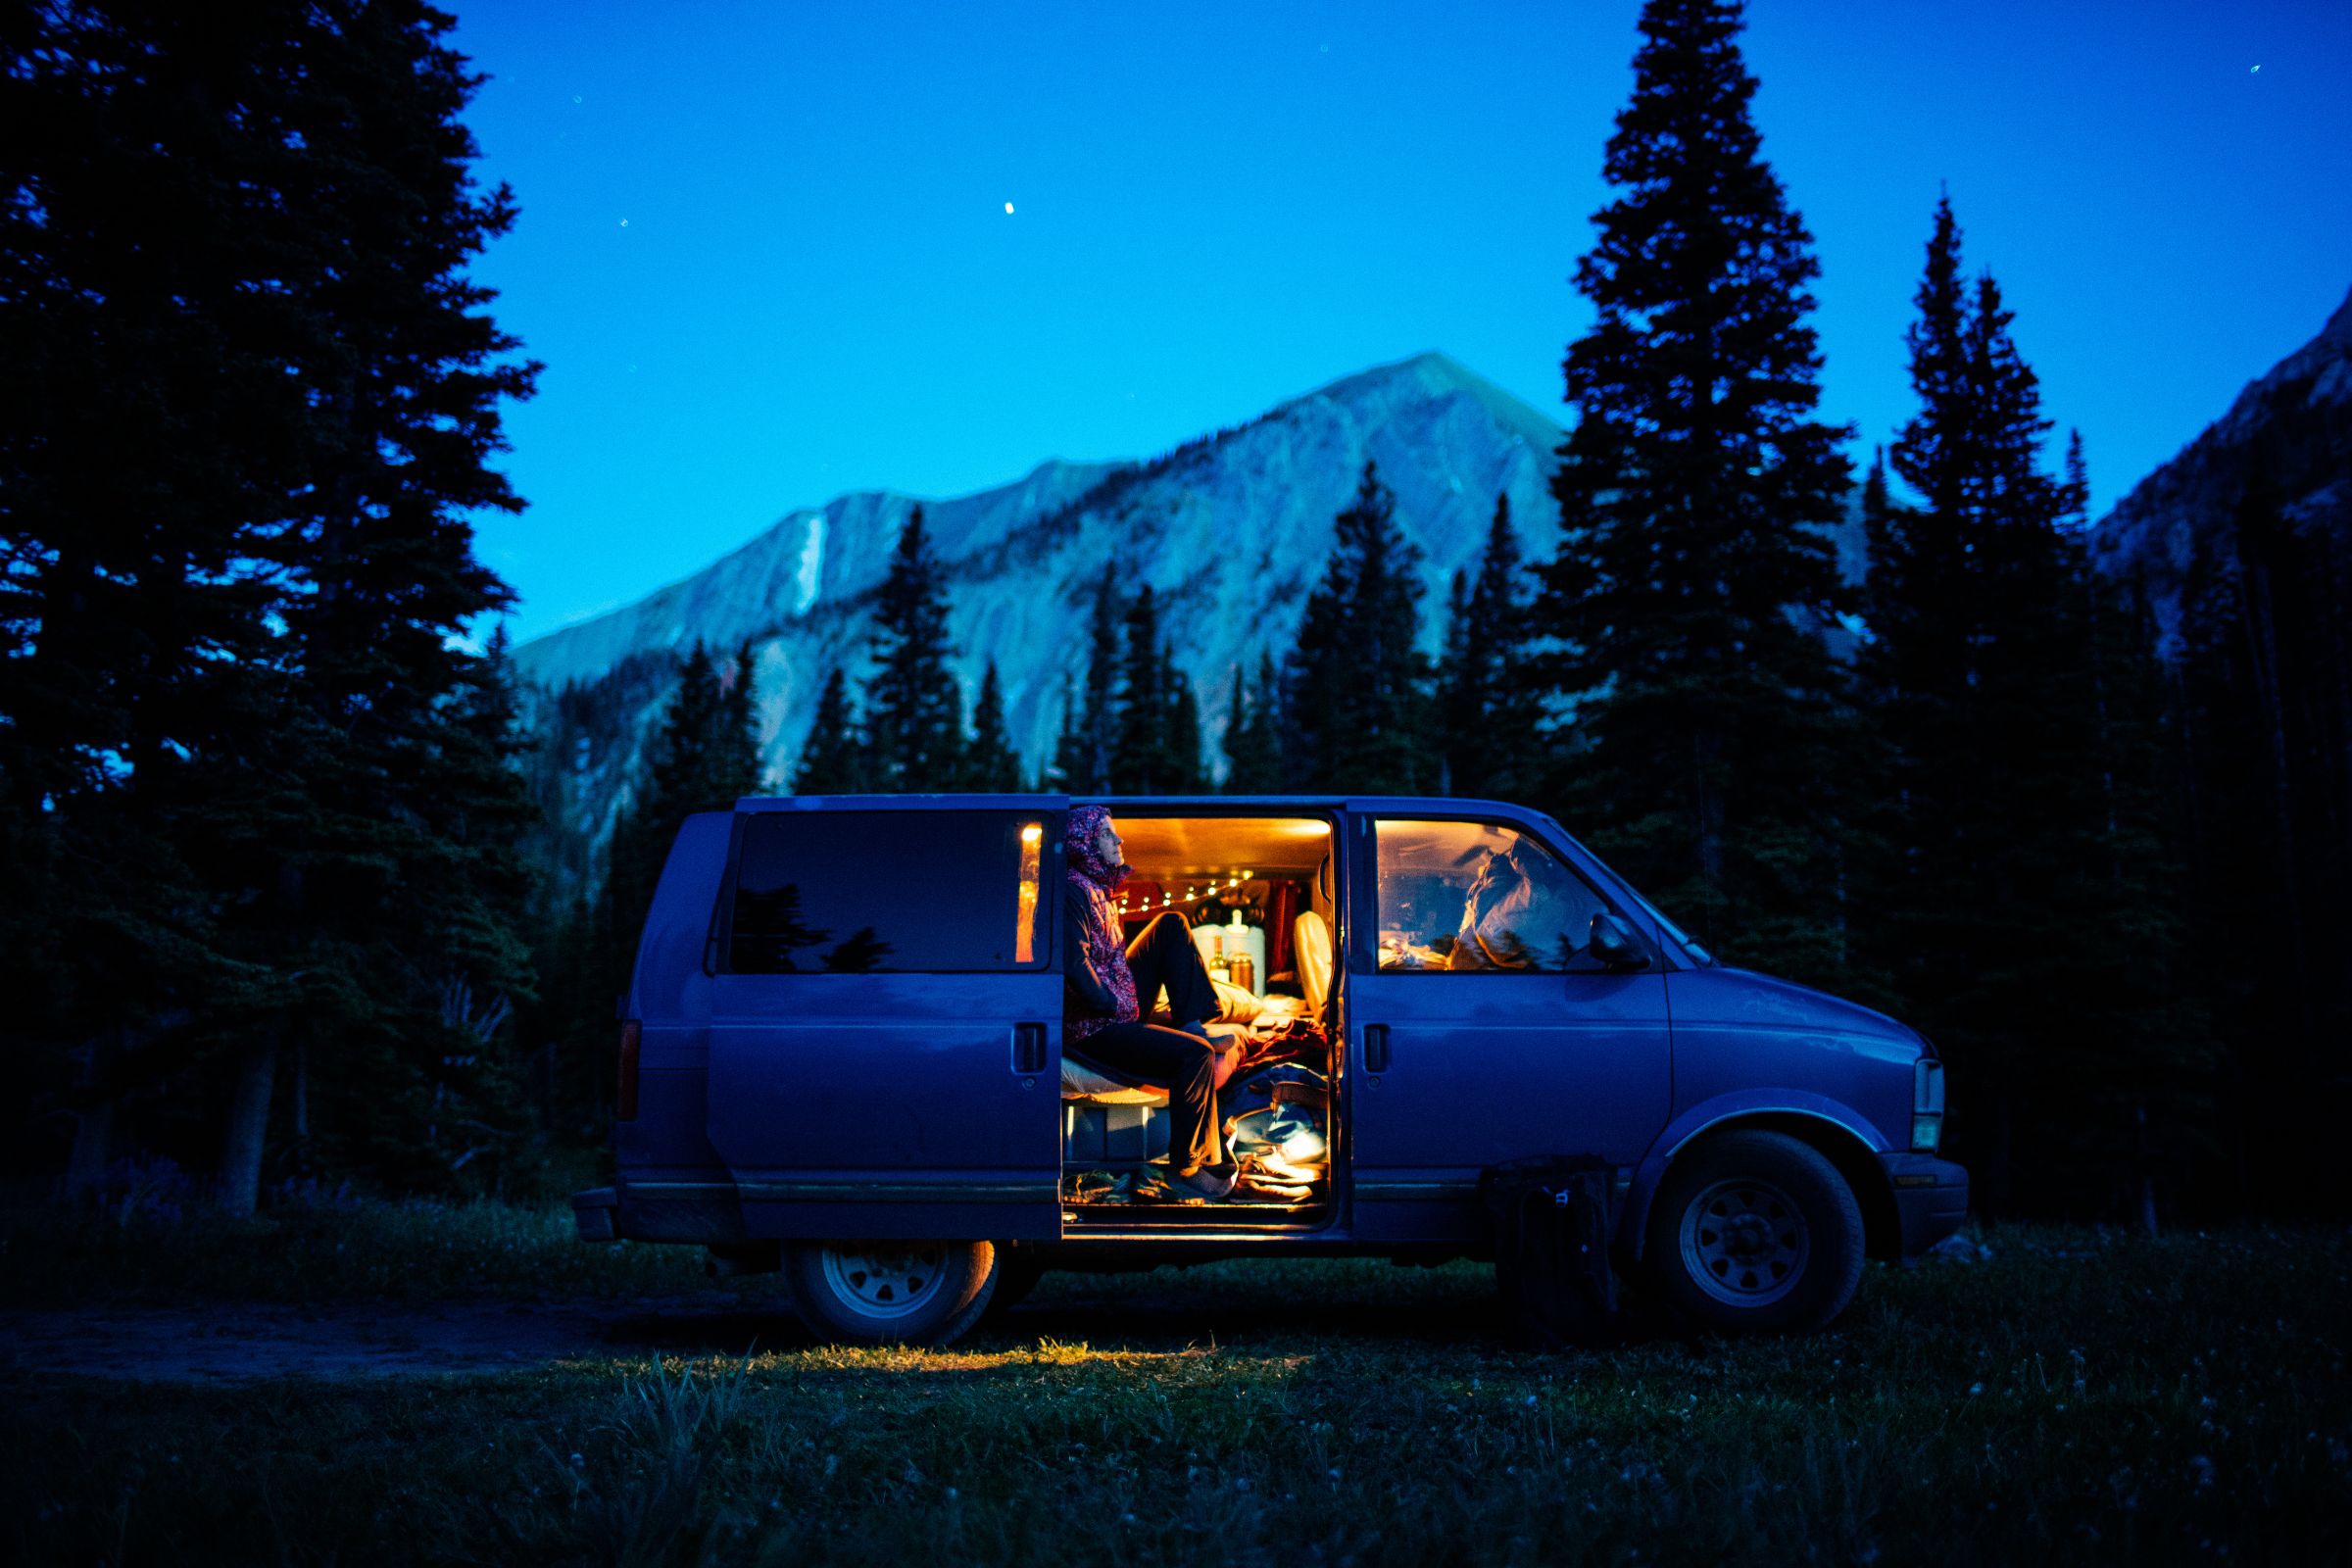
[616,1020,642,1121]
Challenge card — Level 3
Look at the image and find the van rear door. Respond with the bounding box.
[708,801,1066,1241]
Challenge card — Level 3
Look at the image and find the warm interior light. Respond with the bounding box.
[1014,820,1043,962]
[1280,1128,1327,1162]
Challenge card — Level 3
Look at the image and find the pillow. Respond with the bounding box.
[1211,977,1263,1022]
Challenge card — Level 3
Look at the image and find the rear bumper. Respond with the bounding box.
[573,1180,747,1245]
[571,1186,618,1243]
[1878,1153,1969,1258]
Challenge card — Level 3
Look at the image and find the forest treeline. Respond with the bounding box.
[6,0,2343,1221]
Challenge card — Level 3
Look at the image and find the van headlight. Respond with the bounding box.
[1912,1055,1945,1152]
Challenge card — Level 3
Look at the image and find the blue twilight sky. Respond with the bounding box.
[449,0,2352,645]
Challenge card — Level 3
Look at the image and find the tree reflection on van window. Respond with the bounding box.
[729,883,830,972]
[1374,819,1610,973]
[820,927,893,973]
[728,811,1042,973]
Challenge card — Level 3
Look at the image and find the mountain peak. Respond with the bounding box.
[1285,351,1565,457]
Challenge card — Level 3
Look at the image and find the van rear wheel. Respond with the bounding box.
[783,1240,1000,1347]
[1646,1130,1863,1337]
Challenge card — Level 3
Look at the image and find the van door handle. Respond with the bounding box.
[1011,1022,1049,1076]
[1362,1024,1390,1074]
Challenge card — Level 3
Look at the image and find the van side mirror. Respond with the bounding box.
[1589,912,1649,970]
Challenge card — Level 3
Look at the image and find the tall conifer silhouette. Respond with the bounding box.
[792,666,868,794]
[1862,199,2196,1213]
[862,507,963,792]
[1284,463,1434,793]
[1533,0,1860,982]
[959,662,1024,790]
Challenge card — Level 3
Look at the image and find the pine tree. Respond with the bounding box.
[1530,0,1861,986]
[1283,463,1435,793]
[0,2,317,1202]
[1440,493,1544,798]
[862,507,963,792]
[1220,656,1284,793]
[1071,569,1122,793]
[1112,586,1172,791]
[606,646,725,978]
[959,662,1024,790]
[792,666,867,794]
[1045,676,1083,793]
[1860,200,2197,1215]
[9,0,558,1208]
[1164,662,1206,793]
[712,643,766,803]
[1437,569,1475,794]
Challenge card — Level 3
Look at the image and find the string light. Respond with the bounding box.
[1114,872,1264,917]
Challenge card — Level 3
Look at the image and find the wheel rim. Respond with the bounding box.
[1678,1176,1809,1307]
[817,1243,951,1320]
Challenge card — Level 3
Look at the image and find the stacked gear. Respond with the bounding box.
[1479,1154,1626,1348]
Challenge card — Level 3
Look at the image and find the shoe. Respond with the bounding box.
[1170,1164,1236,1200]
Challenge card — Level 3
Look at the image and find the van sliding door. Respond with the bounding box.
[708,802,1067,1241]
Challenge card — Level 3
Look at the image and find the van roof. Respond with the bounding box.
[731,794,1540,815]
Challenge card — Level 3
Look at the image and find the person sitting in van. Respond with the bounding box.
[1448,837,1576,970]
[1061,805,1239,1200]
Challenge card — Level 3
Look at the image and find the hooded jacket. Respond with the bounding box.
[1062,805,1138,1041]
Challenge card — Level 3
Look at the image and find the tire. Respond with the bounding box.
[783,1239,1000,1347]
[1644,1130,1864,1337]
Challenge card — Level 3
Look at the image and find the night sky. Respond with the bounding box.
[449,0,2352,644]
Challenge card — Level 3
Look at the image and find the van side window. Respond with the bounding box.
[729,811,1050,973]
[1373,819,1613,973]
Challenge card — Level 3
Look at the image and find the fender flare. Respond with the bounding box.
[1621,1092,1890,1263]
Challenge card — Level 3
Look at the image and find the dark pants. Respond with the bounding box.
[1126,911,1220,1028]
[1073,914,1225,1170]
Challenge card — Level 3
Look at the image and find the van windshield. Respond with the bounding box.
[1539,813,1712,965]
[1625,884,1712,966]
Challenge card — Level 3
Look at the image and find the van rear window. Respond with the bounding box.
[728,810,1051,973]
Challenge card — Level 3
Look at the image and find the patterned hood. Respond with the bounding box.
[1063,806,1138,1039]
[1064,804,1132,892]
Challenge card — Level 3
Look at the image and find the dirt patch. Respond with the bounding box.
[0,1295,815,1383]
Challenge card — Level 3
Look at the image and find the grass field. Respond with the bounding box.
[2,1199,2345,1565]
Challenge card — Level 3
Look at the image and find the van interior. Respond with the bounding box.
[1059,813,1339,1230]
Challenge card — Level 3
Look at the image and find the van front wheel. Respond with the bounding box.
[1646,1131,1863,1336]
[783,1240,999,1346]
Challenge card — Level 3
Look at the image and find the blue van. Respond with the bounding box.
[572,796,1967,1345]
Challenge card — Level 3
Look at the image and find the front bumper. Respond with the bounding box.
[1878,1152,1969,1258]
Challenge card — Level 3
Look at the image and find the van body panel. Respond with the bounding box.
[1346,968,1673,1242]
[626,810,731,1024]
[617,810,732,1178]
[709,966,1064,1242]
[1663,966,1924,1152]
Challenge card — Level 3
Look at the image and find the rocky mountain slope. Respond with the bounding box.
[2087,285,2352,641]
[514,352,1576,850]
